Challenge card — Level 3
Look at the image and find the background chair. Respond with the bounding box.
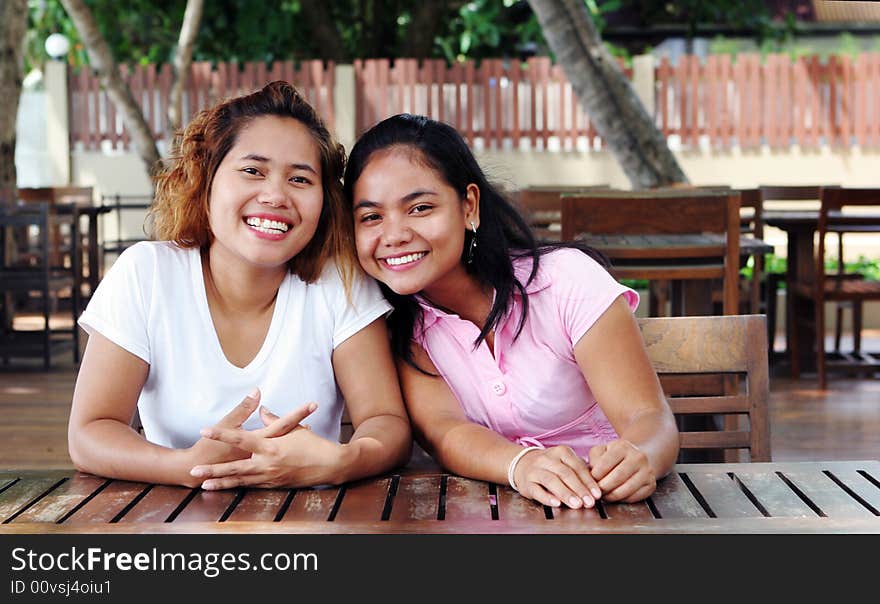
[16,186,95,303]
[788,187,880,388]
[759,184,861,358]
[0,202,81,369]
[639,314,771,463]
[515,185,611,241]
[561,189,741,316]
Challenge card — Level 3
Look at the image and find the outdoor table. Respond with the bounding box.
[1,461,878,533]
[764,210,880,373]
[583,233,773,315]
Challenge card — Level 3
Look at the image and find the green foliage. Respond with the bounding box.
[826,255,880,282]
[28,0,186,70]
[834,32,862,59]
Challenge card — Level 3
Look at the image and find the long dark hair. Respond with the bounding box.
[343,113,608,370]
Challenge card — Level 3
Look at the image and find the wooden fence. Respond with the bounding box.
[354,56,629,149]
[68,53,880,152]
[656,53,880,149]
[68,60,335,151]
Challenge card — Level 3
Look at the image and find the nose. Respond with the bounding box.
[257,177,290,208]
[381,215,413,247]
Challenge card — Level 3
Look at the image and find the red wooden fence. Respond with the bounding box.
[68,54,880,152]
[655,53,880,149]
[354,56,630,149]
[68,60,335,151]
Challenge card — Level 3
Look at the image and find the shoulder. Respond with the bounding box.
[313,259,387,305]
[114,241,193,269]
[513,247,606,293]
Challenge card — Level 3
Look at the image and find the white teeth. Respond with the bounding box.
[245,217,289,233]
[384,252,426,266]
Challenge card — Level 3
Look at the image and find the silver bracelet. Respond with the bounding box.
[507,446,543,492]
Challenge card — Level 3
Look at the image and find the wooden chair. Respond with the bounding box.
[759,184,859,357]
[561,189,741,315]
[639,314,771,462]
[16,186,95,300]
[788,187,880,388]
[515,185,611,240]
[98,193,153,262]
[0,202,81,369]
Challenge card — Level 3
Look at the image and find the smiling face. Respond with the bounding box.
[352,147,479,298]
[207,115,323,273]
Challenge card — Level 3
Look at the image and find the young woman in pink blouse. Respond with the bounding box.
[344,114,679,510]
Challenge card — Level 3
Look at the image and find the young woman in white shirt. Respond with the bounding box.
[69,81,411,489]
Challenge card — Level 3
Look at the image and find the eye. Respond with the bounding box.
[290,175,313,185]
[241,166,262,176]
[359,213,381,223]
[410,204,433,214]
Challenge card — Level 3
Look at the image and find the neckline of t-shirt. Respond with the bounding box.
[191,248,291,374]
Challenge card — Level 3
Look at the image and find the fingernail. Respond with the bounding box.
[199,428,211,437]
[307,402,317,412]
[201,481,215,490]
[247,388,260,399]
[583,495,594,507]
[568,496,582,508]
[190,468,204,477]
[591,487,602,499]
[550,498,561,507]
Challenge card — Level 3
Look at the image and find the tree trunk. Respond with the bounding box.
[168,0,205,133]
[0,0,28,197]
[299,0,349,62]
[402,1,465,59]
[528,0,688,188]
[60,0,163,179]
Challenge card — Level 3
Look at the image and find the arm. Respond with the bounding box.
[400,344,601,509]
[574,295,680,502]
[327,316,412,483]
[191,318,412,489]
[68,332,256,487]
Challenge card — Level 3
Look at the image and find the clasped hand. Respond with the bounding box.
[513,439,656,508]
[189,389,341,489]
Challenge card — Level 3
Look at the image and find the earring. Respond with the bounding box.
[466,220,478,264]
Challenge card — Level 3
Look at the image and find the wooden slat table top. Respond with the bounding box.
[584,233,773,259]
[1,461,878,533]
[764,211,880,229]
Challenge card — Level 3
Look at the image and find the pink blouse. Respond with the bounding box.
[414,248,639,460]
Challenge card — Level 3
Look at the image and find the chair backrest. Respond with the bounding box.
[638,314,771,462]
[737,187,763,238]
[0,202,51,272]
[517,185,612,214]
[759,184,827,201]
[17,186,94,205]
[560,189,740,239]
[816,187,880,286]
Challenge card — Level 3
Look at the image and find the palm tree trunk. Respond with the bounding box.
[60,0,163,179]
[528,0,688,188]
[0,0,28,196]
[168,0,205,133]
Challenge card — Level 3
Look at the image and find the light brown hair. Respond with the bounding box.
[150,80,355,286]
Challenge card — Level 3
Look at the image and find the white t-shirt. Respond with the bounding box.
[78,241,392,449]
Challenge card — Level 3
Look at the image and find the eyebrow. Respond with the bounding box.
[354,189,437,211]
[240,154,318,174]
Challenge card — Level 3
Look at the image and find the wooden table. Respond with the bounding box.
[764,210,880,373]
[585,233,773,316]
[1,461,877,533]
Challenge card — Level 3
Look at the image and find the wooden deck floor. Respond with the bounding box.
[1,331,878,469]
